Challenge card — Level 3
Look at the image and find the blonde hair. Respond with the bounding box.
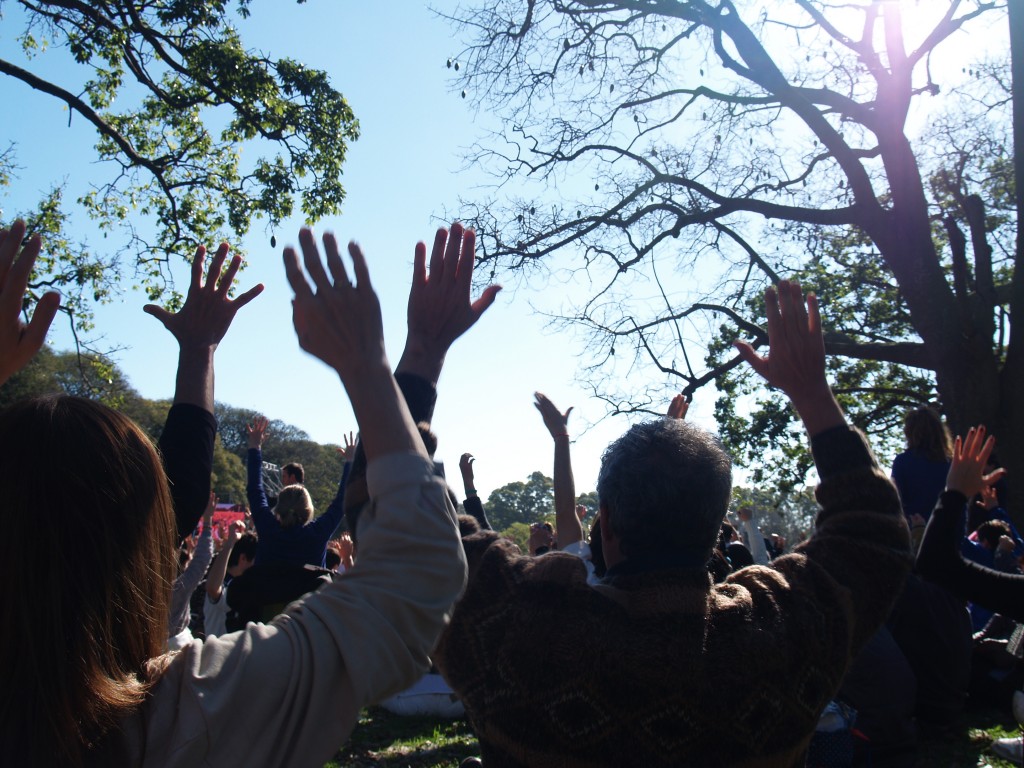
[0,396,176,765]
[276,484,314,527]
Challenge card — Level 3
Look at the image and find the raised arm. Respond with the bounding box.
[0,221,60,387]
[459,452,493,530]
[534,392,581,549]
[344,224,500,533]
[916,427,1024,617]
[146,243,263,541]
[395,223,501,388]
[245,416,275,533]
[145,243,263,412]
[207,520,246,602]
[285,229,426,460]
[734,281,844,438]
[666,393,689,420]
[734,280,910,651]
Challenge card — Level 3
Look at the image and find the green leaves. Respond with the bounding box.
[3,0,358,333]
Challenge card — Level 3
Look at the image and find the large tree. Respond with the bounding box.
[448,1,1024,513]
[1,0,357,333]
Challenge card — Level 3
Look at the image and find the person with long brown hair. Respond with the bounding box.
[892,406,953,523]
[0,220,478,767]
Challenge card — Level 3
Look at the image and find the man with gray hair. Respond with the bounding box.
[436,281,912,767]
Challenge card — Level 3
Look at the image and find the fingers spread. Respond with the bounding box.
[217,253,242,296]
[283,247,314,300]
[206,243,230,291]
[323,232,350,287]
[734,340,769,379]
[143,304,174,327]
[456,227,476,291]
[443,223,464,278]
[24,291,60,352]
[0,221,28,289]
[232,283,265,309]
[190,245,207,289]
[348,241,373,290]
[1,232,40,318]
[430,228,448,278]
[299,228,332,293]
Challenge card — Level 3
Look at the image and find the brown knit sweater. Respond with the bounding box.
[435,427,911,767]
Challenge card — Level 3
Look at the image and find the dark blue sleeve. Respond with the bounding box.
[159,403,216,545]
[247,447,277,536]
[309,461,351,539]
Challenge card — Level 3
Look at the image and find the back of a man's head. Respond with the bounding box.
[597,418,732,563]
[282,462,304,485]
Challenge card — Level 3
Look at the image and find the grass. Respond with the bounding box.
[326,708,478,768]
[325,705,1024,767]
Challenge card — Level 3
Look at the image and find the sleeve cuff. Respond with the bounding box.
[810,425,876,481]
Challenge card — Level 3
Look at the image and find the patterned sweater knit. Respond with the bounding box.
[435,426,912,767]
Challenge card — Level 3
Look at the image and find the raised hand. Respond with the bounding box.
[144,242,263,350]
[247,416,269,449]
[0,220,61,386]
[284,229,387,381]
[980,483,1001,511]
[397,223,501,384]
[460,452,476,484]
[735,280,842,436]
[737,506,753,523]
[339,431,358,462]
[283,228,423,462]
[734,281,824,399]
[666,393,689,420]
[534,392,572,439]
[227,519,246,543]
[945,426,1006,498]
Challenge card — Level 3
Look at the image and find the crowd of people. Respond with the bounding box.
[0,210,1020,767]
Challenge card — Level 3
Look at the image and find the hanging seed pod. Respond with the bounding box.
[454,62,460,71]
[447,58,452,69]
[461,90,467,98]
[270,235,277,248]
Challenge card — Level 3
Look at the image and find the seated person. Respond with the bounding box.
[435,281,912,766]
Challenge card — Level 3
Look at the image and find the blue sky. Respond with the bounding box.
[0,0,675,498]
[0,1,1006,498]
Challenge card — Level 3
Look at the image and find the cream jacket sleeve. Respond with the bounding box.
[127,452,467,768]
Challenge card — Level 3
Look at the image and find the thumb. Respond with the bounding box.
[564,406,574,421]
[143,304,173,327]
[734,340,769,379]
[470,284,502,319]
